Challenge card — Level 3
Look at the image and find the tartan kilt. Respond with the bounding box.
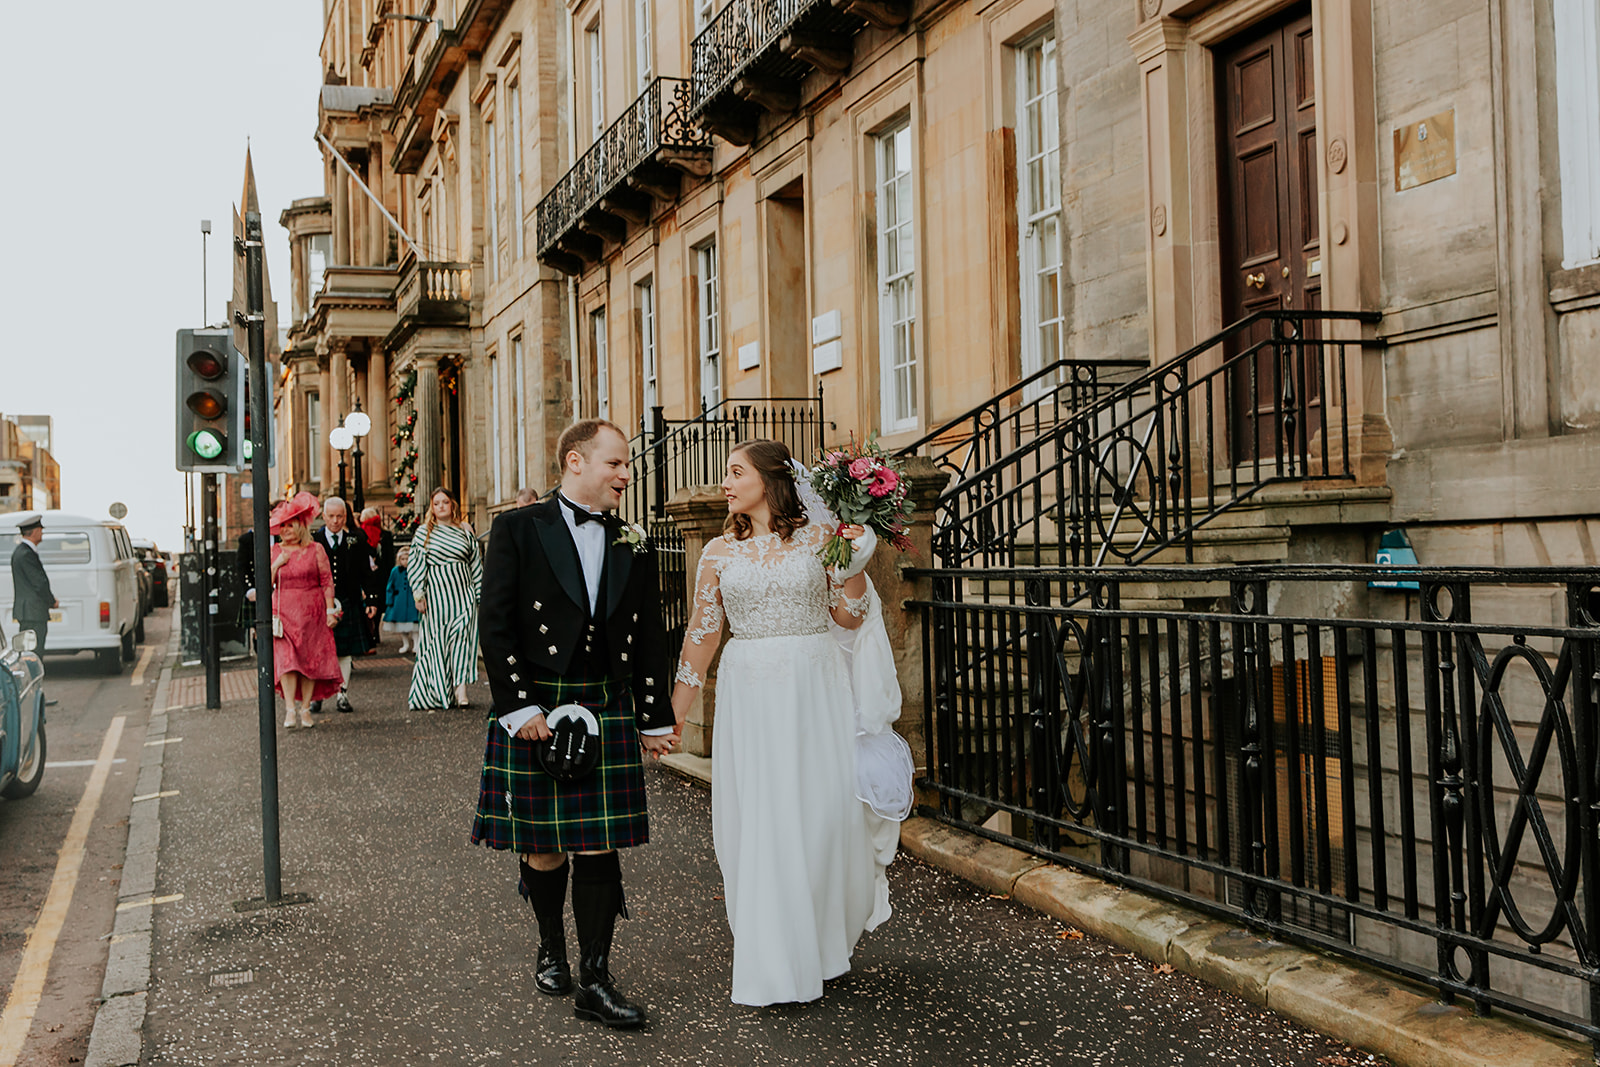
[470,667,648,854]
[330,608,372,657]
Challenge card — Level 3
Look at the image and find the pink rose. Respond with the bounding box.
[848,457,875,480]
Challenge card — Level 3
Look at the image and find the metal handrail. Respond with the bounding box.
[689,0,824,116]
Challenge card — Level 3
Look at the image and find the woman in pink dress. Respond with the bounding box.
[269,493,343,728]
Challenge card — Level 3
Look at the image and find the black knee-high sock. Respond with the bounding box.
[519,858,569,943]
[571,852,627,975]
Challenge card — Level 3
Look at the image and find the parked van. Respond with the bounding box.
[0,512,141,673]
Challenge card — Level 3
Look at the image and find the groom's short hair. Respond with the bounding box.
[557,418,625,468]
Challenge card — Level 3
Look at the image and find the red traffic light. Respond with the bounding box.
[187,348,227,380]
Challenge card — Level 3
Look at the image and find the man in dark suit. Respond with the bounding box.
[471,419,675,1030]
[309,497,375,712]
[10,515,56,652]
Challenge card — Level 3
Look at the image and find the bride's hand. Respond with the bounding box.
[830,525,876,581]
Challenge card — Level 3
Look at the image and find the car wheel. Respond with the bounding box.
[135,617,146,644]
[121,630,136,661]
[2,719,45,799]
[99,647,124,674]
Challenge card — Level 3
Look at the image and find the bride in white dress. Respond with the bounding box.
[669,439,909,1007]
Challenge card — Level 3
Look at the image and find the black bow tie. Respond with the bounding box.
[560,497,600,526]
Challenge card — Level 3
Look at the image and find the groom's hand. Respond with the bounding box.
[515,713,553,741]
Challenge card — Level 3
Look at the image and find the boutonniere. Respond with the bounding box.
[614,521,649,555]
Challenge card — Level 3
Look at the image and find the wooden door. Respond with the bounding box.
[1217,8,1320,465]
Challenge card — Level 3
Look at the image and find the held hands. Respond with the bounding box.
[640,733,676,760]
[366,605,378,619]
[325,604,341,629]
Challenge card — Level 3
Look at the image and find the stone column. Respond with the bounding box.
[1130,17,1195,367]
[366,346,389,496]
[662,487,730,757]
[333,167,352,265]
[329,343,351,500]
[317,352,334,493]
[414,357,443,500]
[861,456,949,785]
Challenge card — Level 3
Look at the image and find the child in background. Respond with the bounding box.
[384,545,421,655]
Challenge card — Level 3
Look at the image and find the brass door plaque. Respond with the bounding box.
[1394,109,1457,191]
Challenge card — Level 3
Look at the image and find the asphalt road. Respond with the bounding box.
[140,641,1387,1067]
[0,608,166,1066]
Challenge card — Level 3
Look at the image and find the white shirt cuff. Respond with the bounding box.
[498,706,545,737]
[639,725,675,736]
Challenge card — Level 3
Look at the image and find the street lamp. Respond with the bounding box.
[344,401,372,513]
[329,423,354,502]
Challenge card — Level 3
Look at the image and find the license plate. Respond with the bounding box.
[48,611,63,623]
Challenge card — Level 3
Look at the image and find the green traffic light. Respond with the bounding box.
[187,429,226,460]
[242,438,254,461]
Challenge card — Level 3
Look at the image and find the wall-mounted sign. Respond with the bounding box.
[812,339,843,374]
[737,341,761,371]
[1394,109,1456,191]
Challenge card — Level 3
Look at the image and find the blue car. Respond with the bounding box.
[0,629,46,800]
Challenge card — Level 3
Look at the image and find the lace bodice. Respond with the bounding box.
[687,524,833,645]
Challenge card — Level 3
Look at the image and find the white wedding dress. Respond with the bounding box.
[681,521,904,1006]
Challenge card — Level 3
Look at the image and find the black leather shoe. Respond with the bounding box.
[336,692,354,713]
[536,941,573,996]
[573,959,645,1029]
[307,700,323,714]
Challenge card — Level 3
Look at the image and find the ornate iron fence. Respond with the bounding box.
[913,562,1600,1044]
[534,77,708,257]
[689,0,823,117]
[932,310,1381,573]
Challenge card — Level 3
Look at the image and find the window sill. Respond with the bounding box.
[1550,262,1600,314]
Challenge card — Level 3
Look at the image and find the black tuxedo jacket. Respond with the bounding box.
[10,542,53,622]
[478,497,673,731]
[312,526,373,613]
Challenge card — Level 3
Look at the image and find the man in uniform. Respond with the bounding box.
[473,419,676,1029]
[310,497,375,712]
[9,515,55,651]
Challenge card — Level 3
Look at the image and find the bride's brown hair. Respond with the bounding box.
[724,439,808,542]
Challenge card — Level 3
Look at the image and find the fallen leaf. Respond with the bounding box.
[1153,963,1175,975]
[1058,928,1085,940]
[987,893,1011,900]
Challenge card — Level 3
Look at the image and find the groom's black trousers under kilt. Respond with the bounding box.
[470,661,648,855]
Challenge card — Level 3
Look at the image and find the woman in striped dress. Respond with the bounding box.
[408,488,483,711]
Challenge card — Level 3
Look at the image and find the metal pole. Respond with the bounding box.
[352,442,364,512]
[337,449,348,503]
[202,473,220,709]
[243,211,282,902]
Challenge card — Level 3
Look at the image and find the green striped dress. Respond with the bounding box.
[407,522,483,710]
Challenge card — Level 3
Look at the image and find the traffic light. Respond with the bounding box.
[175,328,245,472]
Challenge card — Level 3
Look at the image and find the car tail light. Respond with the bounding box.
[100,602,111,628]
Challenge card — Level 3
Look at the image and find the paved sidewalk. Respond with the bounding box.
[132,644,1385,1065]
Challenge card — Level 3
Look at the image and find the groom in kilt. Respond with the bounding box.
[473,418,676,1029]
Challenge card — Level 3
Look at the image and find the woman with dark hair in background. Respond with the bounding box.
[408,487,482,711]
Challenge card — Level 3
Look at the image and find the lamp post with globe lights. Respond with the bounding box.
[344,402,372,512]
[329,423,354,502]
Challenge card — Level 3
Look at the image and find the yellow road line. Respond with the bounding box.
[0,715,125,1066]
[129,644,156,687]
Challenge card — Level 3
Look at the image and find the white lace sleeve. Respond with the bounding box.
[675,543,726,692]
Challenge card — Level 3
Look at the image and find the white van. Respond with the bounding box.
[0,512,141,673]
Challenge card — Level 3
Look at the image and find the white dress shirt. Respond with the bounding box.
[499,495,673,737]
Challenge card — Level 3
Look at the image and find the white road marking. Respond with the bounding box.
[129,645,157,687]
[0,716,126,1065]
[130,790,179,803]
[43,759,127,769]
[143,737,182,747]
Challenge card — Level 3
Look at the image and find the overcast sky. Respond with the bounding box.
[0,1,325,551]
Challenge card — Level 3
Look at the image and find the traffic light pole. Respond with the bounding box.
[202,474,220,709]
[242,211,284,904]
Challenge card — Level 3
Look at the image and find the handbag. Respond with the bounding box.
[271,614,283,638]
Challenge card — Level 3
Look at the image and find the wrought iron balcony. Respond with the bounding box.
[535,77,713,275]
[689,0,908,144]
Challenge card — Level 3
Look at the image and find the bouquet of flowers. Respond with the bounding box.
[809,435,916,572]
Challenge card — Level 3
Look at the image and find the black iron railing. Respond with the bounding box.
[931,310,1381,572]
[535,77,708,257]
[620,393,830,524]
[689,0,823,117]
[912,562,1600,1044]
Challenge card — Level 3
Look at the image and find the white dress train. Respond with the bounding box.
[682,523,902,1006]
